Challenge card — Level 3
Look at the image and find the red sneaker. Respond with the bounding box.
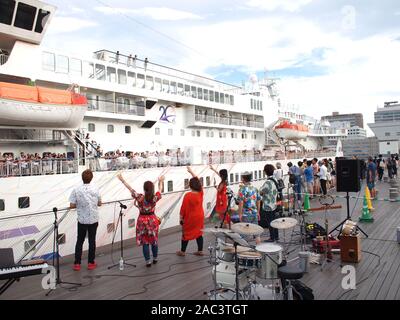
[73,264,81,271]
[87,262,97,270]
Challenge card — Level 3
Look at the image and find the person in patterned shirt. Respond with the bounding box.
[118,173,165,267]
[237,172,261,243]
[259,164,279,242]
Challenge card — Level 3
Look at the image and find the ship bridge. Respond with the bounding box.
[0,0,55,53]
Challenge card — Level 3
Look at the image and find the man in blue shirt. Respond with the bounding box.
[288,162,302,201]
[304,160,314,198]
[366,157,377,198]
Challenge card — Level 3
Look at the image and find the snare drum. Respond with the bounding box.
[237,251,262,269]
[217,242,248,262]
[255,243,283,279]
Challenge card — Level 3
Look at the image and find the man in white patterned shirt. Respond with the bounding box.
[69,169,102,271]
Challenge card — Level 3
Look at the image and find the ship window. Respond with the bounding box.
[254,171,258,180]
[230,95,234,105]
[42,52,55,71]
[199,177,204,186]
[209,90,214,102]
[128,218,135,228]
[88,123,95,132]
[192,130,195,137]
[184,179,189,189]
[127,72,136,86]
[191,86,197,98]
[168,128,173,136]
[206,131,210,138]
[167,181,173,192]
[107,67,116,82]
[184,85,190,96]
[70,58,82,77]
[154,78,162,91]
[107,223,115,234]
[220,93,225,104]
[125,126,131,134]
[18,197,30,209]
[203,89,209,101]
[137,74,145,88]
[170,82,177,94]
[385,132,390,136]
[107,124,114,133]
[146,76,154,90]
[177,83,184,95]
[225,94,229,104]
[196,130,201,137]
[215,92,220,103]
[155,128,160,135]
[180,129,185,136]
[197,88,203,100]
[14,2,36,30]
[0,0,15,25]
[83,61,94,79]
[162,79,169,92]
[0,199,4,211]
[58,233,66,245]
[56,55,69,74]
[259,170,262,178]
[35,9,51,33]
[260,101,262,110]
[206,176,211,187]
[230,173,234,183]
[95,64,106,81]
[118,69,127,85]
[235,173,239,182]
[24,240,36,252]
[210,131,214,138]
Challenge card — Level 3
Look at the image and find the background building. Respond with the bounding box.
[322,112,364,129]
[342,137,379,159]
[368,102,400,155]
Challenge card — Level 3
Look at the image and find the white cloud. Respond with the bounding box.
[47,16,98,34]
[246,0,313,12]
[95,6,203,21]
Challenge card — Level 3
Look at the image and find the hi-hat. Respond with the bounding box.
[270,218,297,230]
[231,223,264,236]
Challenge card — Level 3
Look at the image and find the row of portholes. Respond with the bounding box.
[0,197,29,211]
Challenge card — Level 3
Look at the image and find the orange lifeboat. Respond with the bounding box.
[274,120,309,140]
[0,82,87,128]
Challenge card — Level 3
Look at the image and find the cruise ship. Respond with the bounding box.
[0,0,296,262]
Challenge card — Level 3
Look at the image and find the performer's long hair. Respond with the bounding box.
[144,181,155,202]
[219,169,228,184]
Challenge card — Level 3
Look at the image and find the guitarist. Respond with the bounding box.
[260,164,280,242]
[118,173,165,267]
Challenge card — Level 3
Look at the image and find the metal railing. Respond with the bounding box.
[202,151,269,164]
[87,99,145,116]
[0,53,8,66]
[0,159,78,177]
[194,114,264,129]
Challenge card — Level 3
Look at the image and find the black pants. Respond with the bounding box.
[74,222,98,264]
[378,168,384,180]
[320,179,327,195]
[265,210,279,241]
[181,236,203,252]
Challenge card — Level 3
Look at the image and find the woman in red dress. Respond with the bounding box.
[176,166,205,256]
[209,165,229,228]
[118,173,164,267]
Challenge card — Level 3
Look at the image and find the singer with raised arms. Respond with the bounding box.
[176,166,205,257]
[117,173,165,267]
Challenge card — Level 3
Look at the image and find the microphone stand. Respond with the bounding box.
[108,202,136,270]
[46,207,81,296]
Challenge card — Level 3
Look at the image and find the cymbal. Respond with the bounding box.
[270,218,298,230]
[231,223,264,236]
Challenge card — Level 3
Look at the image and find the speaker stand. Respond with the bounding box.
[330,192,368,237]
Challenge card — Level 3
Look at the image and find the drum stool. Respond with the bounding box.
[278,265,304,300]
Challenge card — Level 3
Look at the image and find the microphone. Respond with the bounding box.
[119,202,127,209]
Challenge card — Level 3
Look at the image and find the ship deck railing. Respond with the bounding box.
[0,159,78,177]
[194,114,264,129]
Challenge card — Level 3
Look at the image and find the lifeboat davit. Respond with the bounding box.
[0,82,87,129]
[274,120,309,140]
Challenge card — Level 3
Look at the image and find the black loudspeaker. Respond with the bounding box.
[336,159,361,193]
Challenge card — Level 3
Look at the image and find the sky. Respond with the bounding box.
[42,0,400,134]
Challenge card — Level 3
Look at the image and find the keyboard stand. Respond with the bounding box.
[0,278,17,295]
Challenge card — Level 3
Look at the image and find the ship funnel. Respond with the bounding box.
[0,0,56,51]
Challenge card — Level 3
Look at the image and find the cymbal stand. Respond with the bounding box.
[320,196,334,271]
[208,236,220,300]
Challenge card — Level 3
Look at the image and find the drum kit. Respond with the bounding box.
[204,221,299,300]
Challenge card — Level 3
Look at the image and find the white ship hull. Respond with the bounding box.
[0,98,86,129]
[0,160,296,261]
